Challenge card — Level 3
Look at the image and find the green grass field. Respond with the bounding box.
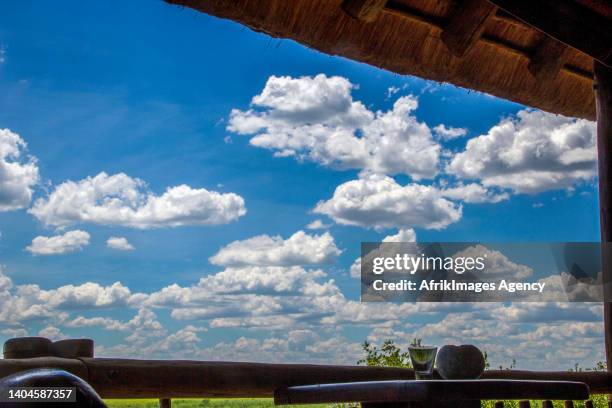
[104,398,327,408]
[105,396,609,408]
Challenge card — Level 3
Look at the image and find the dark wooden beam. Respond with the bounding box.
[275,380,589,405]
[486,0,612,67]
[81,358,418,398]
[595,62,612,392]
[528,36,570,80]
[0,357,88,380]
[1,356,612,398]
[383,1,593,82]
[441,0,498,57]
[482,369,612,394]
[342,0,388,22]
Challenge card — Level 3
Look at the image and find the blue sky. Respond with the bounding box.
[0,0,604,369]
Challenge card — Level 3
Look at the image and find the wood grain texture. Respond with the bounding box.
[342,0,388,22]
[487,0,612,67]
[80,358,418,398]
[0,357,88,380]
[52,339,94,359]
[3,337,53,359]
[528,36,570,80]
[441,0,497,57]
[0,357,607,398]
[274,380,589,405]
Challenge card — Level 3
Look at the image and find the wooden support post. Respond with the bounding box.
[494,402,504,408]
[585,400,594,408]
[159,398,171,408]
[518,401,530,408]
[441,0,497,57]
[542,401,553,408]
[595,61,612,400]
[52,339,94,359]
[3,337,53,359]
[342,0,388,22]
[528,36,569,80]
[564,401,575,408]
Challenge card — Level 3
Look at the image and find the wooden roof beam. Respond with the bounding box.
[486,0,612,67]
[342,0,388,23]
[528,36,570,81]
[383,1,593,82]
[441,0,498,57]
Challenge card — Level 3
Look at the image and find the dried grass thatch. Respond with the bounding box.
[167,0,605,120]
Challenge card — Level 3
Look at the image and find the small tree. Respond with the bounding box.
[358,339,413,368]
[593,361,607,371]
[498,358,517,370]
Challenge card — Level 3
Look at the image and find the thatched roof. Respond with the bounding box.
[167,0,612,120]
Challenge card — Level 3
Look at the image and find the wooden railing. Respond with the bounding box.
[1,357,612,398]
[2,338,611,407]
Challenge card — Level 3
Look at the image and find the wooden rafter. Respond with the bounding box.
[382,1,593,82]
[486,0,612,67]
[342,0,388,22]
[441,0,498,57]
[528,36,570,80]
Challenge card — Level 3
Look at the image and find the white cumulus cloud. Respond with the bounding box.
[453,244,533,280]
[38,326,68,340]
[447,109,596,193]
[314,173,462,230]
[350,228,417,278]
[67,308,164,338]
[106,236,134,251]
[0,269,145,326]
[440,183,509,203]
[198,266,330,295]
[433,124,467,140]
[26,230,90,256]
[36,281,143,309]
[227,74,441,180]
[0,263,603,369]
[382,228,417,242]
[210,230,341,267]
[0,129,39,211]
[306,219,331,230]
[29,172,246,229]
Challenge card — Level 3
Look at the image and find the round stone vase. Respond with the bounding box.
[435,344,485,379]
